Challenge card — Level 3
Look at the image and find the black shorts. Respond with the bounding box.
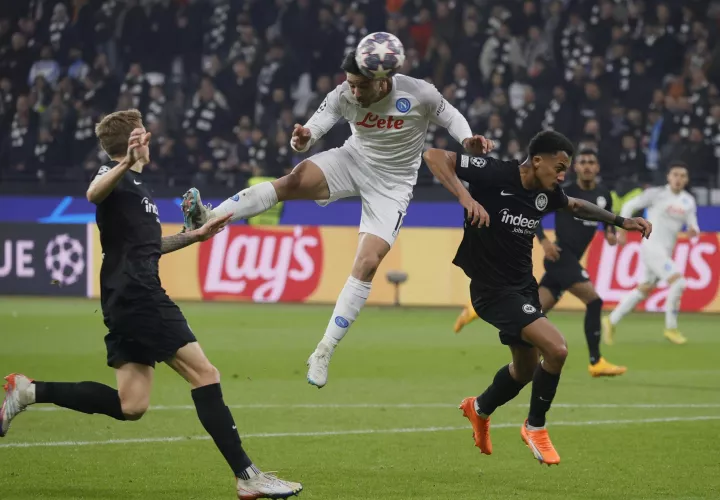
[103,292,196,368]
[470,281,545,348]
[538,251,590,301]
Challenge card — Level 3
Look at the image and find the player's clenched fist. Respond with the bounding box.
[622,217,652,239]
[291,124,312,151]
[460,193,490,227]
[463,135,495,156]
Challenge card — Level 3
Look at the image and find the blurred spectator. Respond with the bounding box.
[2,33,33,92]
[1,95,38,180]
[344,10,369,56]
[120,63,148,110]
[680,127,716,184]
[218,59,256,124]
[0,0,718,199]
[28,46,60,88]
[183,76,229,140]
[48,3,71,63]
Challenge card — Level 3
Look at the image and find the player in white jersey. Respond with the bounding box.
[180,50,493,388]
[603,162,699,345]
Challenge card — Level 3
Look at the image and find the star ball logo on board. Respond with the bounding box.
[45,234,85,286]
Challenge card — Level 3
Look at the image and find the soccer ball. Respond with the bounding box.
[355,32,405,79]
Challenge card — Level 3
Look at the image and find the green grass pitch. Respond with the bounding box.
[1,298,719,499]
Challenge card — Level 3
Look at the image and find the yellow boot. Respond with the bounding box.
[663,329,688,345]
[454,300,478,334]
[588,357,627,377]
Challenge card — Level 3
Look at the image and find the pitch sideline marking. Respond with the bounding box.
[27,402,720,412]
[2,415,719,449]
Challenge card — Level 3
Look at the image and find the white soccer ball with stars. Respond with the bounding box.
[355,32,405,79]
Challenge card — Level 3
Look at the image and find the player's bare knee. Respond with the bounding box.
[668,274,686,288]
[545,342,568,369]
[280,170,302,193]
[121,400,149,421]
[353,254,381,281]
[637,283,653,296]
[278,161,310,194]
[195,363,220,387]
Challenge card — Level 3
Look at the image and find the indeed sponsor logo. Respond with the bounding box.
[499,208,540,230]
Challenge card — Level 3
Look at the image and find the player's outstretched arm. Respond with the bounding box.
[566,197,652,239]
[427,89,494,155]
[86,158,133,204]
[290,86,343,153]
[161,214,232,254]
[423,149,489,226]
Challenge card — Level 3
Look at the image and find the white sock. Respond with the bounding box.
[526,423,545,431]
[211,182,278,222]
[238,464,261,480]
[26,383,36,405]
[665,278,686,330]
[473,398,488,418]
[322,276,372,347]
[609,288,646,325]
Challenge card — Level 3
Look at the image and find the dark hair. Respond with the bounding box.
[577,148,598,157]
[341,50,363,76]
[667,160,689,172]
[528,130,575,158]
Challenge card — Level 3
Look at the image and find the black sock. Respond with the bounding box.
[585,298,603,365]
[527,364,560,428]
[476,364,528,416]
[34,381,126,421]
[191,383,253,477]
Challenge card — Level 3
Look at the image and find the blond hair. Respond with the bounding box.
[94,109,143,158]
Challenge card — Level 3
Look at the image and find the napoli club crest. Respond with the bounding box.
[396,98,411,113]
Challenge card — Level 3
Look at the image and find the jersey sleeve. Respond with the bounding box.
[91,164,112,183]
[620,187,660,218]
[686,196,700,232]
[602,187,615,231]
[547,185,569,210]
[418,81,473,145]
[293,84,344,152]
[455,154,508,185]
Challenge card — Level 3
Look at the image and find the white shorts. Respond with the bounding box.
[308,145,413,246]
[640,244,679,284]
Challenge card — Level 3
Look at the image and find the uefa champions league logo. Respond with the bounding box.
[45,234,85,286]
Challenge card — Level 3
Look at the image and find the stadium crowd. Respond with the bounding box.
[1,0,720,197]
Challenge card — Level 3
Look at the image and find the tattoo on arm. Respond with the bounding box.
[161,231,198,254]
[567,197,618,225]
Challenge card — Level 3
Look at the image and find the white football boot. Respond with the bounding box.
[236,472,303,499]
[1,373,34,437]
[306,341,335,388]
[181,187,213,231]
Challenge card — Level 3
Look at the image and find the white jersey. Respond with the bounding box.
[294,74,473,187]
[620,185,699,254]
